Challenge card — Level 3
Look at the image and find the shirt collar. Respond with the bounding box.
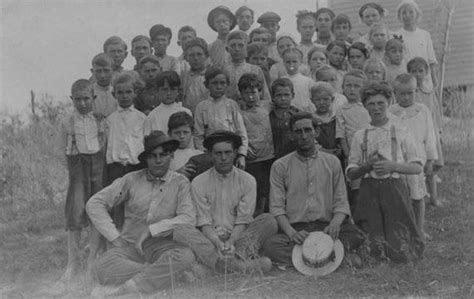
[294,143,321,162]
[94,82,111,92]
[74,110,95,119]
[367,117,394,131]
[118,106,134,113]
[212,166,235,179]
[145,169,171,183]
[342,101,363,109]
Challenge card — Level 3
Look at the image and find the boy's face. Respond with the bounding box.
[91,64,113,87]
[273,86,293,109]
[248,52,268,70]
[152,34,171,56]
[140,62,161,85]
[343,75,364,102]
[227,38,247,62]
[327,45,345,68]
[241,87,261,108]
[251,33,270,44]
[71,88,95,115]
[348,48,366,70]
[370,29,387,49]
[277,37,295,56]
[386,46,403,65]
[106,44,127,68]
[319,71,338,89]
[316,13,332,34]
[408,64,427,86]
[211,141,237,175]
[394,79,417,108]
[283,52,301,75]
[170,125,193,149]
[214,13,231,35]
[297,17,316,41]
[309,51,327,71]
[207,74,228,99]
[365,65,384,81]
[311,90,333,114]
[146,146,173,178]
[185,46,207,71]
[131,40,152,63]
[178,31,196,51]
[158,80,179,105]
[237,10,253,31]
[114,81,136,109]
[362,8,381,27]
[262,21,279,38]
[333,23,350,41]
[364,94,388,123]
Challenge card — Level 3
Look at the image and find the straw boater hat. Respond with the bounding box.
[138,131,179,163]
[292,231,344,276]
[207,6,236,32]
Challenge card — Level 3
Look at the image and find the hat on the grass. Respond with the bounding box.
[292,231,344,276]
[207,6,236,32]
[138,131,179,163]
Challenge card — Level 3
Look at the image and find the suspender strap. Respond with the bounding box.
[361,129,369,164]
[390,125,397,162]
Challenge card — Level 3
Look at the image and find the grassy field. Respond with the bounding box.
[1,98,473,298]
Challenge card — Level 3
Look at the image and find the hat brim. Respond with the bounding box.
[207,8,236,32]
[203,133,242,152]
[292,239,344,276]
[138,139,180,163]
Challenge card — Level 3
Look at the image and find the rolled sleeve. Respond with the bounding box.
[269,160,287,217]
[234,177,256,225]
[234,109,249,156]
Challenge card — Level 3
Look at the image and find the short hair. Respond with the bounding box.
[348,42,370,58]
[326,40,348,57]
[249,27,271,42]
[314,8,336,21]
[71,79,93,95]
[112,72,144,91]
[407,57,429,72]
[204,67,230,87]
[238,73,262,92]
[131,35,152,48]
[359,2,385,19]
[394,73,416,85]
[156,71,181,89]
[276,34,297,47]
[247,42,268,59]
[385,37,404,52]
[226,30,248,44]
[315,65,337,81]
[178,25,197,38]
[343,69,368,85]
[369,22,389,39]
[235,6,254,18]
[311,82,335,97]
[91,53,114,68]
[183,37,209,56]
[271,78,294,96]
[289,112,317,131]
[307,47,327,64]
[168,111,194,133]
[296,10,316,27]
[363,58,387,79]
[331,14,352,31]
[397,1,422,22]
[282,47,303,60]
[103,36,127,52]
[149,24,172,41]
[361,80,393,104]
[138,54,160,70]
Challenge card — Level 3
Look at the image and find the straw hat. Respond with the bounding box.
[292,231,344,276]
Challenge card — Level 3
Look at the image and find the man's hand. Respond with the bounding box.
[136,227,151,255]
[235,155,246,169]
[372,160,397,176]
[290,230,309,245]
[324,222,341,240]
[111,236,128,249]
[222,240,236,256]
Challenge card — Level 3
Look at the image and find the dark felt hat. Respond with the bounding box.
[149,24,172,40]
[203,130,242,151]
[138,131,179,163]
[257,11,281,24]
[207,6,236,32]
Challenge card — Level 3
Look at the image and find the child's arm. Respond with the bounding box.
[256,67,272,102]
[193,106,205,151]
[58,119,69,168]
[234,109,248,169]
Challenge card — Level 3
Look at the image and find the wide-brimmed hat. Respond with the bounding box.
[207,6,236,32]
[292,232,344,276]
[138,131,179,163]
[203,130,242,151]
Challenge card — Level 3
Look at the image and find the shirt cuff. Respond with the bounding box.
[105,230,121,242]
[345,163,359,177]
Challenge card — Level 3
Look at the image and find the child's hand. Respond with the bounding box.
[235,155,246,169]
[372,160,397,176]
[177,163,196,178]
[247,145,257,161]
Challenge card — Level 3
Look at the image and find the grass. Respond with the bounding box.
[1,96,473,298]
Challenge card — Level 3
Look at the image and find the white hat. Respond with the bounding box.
[292,231,344,276]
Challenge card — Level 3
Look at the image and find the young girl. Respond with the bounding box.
[357,2,387,46]
[307,47,327,81]
[347,81,425,263]
[314,7,336,46]
[363,57,387,81]
[368,22,389,61]
[315,65,348,111]
[408,57,444,206]
[326,41,348,93]
[269,34,310,83]
[384,37,406,86]
[348,42,370,70]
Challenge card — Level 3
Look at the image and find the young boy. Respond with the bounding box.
[207,6,236,68]
[90,53,117,119]
[130,35,153,71]
[235,6,254,34]
[315,65,348,110]
[296,10,317,65]
[238,73,274,216]
[269,78,300,159]
[103,36,128,75]
[143,71,192,136]
[390,74,437,240]
[249,27,272,44]
[181,38,210,113]
[223,31,271,103]
[194,67,248,169]
[384,37,406,87]
[281,48,316,113]
[149,24,180,73]
[247,42,275,86]
[176,26,197,75]
[134,54,161,115]
[60,79,106,278]
[335,70,370,212]
[332,14,353,46]
[257,11,281,62]
[168,111,203,172]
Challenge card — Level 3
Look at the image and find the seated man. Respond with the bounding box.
[262,113,366,267]
[86,131,196,296]
[175,131,278,273]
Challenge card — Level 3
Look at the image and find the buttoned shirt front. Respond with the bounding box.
[241,104,274,163]
[192,167,256,236]
[143,103,192,136]
[86,169,196,244]
[60,112,102,155]
[335,101,371,148]
[92,83,117,118]
[105,106,146,165]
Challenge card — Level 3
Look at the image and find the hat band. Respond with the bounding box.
[302,250,336,268]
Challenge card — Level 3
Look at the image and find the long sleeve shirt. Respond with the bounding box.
[284,73,316,113]
[241,104,274,163]
[92,83,117,119]
[86,169,196,243]
[224,61,271,103]
[335,101,371,148]
[208,39,231,69]
[181,68,209,113]
[270,149,350,223]
[143,103,192,136]
[191,167,256,236]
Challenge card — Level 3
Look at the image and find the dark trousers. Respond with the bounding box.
[245,159,273,216]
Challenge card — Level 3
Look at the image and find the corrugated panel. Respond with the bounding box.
[328,0,474,87]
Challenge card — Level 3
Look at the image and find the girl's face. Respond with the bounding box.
[158,80,179,105]
[311,90,333,114]
[399,4,418,27]
[364,94,389,124]
[365,65,384,81]
[370,28,387,49]
[348,48,367,70]
[386,46,403,65]
[207,74,228,98]
[362,7,381,27]
[309,51,327,71]
[277,37,295,56]
[319,71,338,89]
[298,17,316,41]
[283,52,301,75]
[316,12,332,34]
[327,45,345,69]
[214,14,231,35]
[248,52,268,70]
[408,64,428,86]
[333,23,350,42]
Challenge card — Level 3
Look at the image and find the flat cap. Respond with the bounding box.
[203,130,242,151]
[257,11,281,23]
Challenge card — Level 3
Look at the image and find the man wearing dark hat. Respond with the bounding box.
[256,11,281,62]
[174,130,278,273]
[87,131,196,296]
[235,6,254,34]
[207,6,236,68]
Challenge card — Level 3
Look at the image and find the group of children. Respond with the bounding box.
[62,0,444,277]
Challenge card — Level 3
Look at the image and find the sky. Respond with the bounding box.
[0,0,325,114]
